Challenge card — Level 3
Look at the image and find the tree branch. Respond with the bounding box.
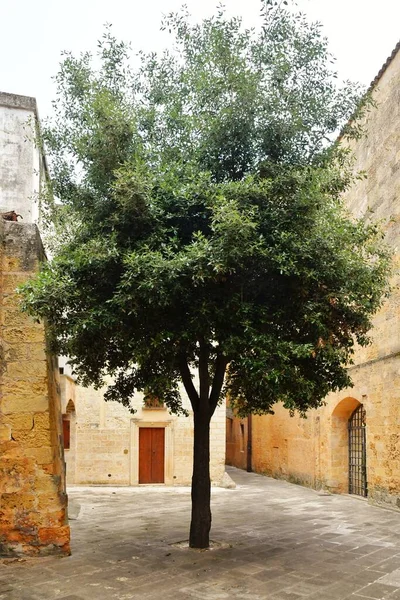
[209,353,228,417]
[178,354,199,412]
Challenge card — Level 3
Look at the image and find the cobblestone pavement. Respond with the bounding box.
[1,467,400,600]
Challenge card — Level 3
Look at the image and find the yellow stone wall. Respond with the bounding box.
[226,407,249,471]
[62,374,226,487]
[0,221,70,556]
[229,46,400,511]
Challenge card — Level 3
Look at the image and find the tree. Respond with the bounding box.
[22,2,390,549]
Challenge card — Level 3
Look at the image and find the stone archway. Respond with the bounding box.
[329,397,362,493]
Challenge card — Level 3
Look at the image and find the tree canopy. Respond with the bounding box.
[22,1,391,547]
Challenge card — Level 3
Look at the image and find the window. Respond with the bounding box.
[228,418,233,441]
[62,418,70,450]
[240,423,245,452]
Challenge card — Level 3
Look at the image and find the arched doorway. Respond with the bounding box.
[330,397,362,493]
[348,405,367,497]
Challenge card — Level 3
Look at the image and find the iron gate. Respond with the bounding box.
[348,404,367,497]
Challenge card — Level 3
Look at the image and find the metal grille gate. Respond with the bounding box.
[348,405,367,497]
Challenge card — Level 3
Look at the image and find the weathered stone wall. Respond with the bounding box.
[62,374,226,487]
[0,221,70,556]
[0,92,47,223]
[228,45,400,511]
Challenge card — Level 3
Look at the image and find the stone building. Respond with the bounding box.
[60,367,226,487]
[227,42,400,511]
[0,92,70,556]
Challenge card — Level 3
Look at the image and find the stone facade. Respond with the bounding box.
[61,372,226,487]
[227,43,400,511]
[0,220,70,556]
[0,92,47,223]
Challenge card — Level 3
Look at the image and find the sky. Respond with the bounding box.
[1,0,400,118]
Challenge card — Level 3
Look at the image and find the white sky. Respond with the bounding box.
[1,0,399,117]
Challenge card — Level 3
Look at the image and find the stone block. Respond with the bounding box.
[1,493,36,511]
[3,343,29,361]
[0,463,34,494]
[33,473,62,496]
[0,425,11,442]
[38,525,70,546]
[5,413,34,430]
[2,326,45,345]
[33,412,51,430]
[11,428,52,448]
[2,223,44,271]
[6,360,47,379]
[1,274,28,294]
[27,344,47,361]
[0,529,36,544]
[1,393,49,414]
[22,446,54,465]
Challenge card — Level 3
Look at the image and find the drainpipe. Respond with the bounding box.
[247,414,253,472]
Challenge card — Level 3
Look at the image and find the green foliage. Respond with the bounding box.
[21,2,391,418]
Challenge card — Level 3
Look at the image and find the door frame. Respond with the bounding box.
[130,419,174,485]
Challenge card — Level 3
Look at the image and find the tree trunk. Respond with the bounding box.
[189,410,211,548]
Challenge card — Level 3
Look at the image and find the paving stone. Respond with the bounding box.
[346,569,389,586]
[354,582,399,598]
[379,570,400,587]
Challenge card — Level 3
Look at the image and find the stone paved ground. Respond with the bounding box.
[1,467,400,600]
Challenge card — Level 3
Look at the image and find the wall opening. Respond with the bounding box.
[63,399,76,483]
[330,397,362,493]
[348,405,367,497]
[240,423,245,453]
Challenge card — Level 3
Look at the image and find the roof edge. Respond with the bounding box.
[368,40,400,92]
[0,91,38,113]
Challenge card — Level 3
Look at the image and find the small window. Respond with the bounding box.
[59,367,64,375]
[227,418,233,441]
[240,423,245,452]
[62,418,70,450]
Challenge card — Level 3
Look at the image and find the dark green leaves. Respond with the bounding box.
[21,3,391,416]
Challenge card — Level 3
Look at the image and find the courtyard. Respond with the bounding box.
[1,467,400,600]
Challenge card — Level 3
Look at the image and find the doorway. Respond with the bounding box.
[139,427,165,484]
[348,405,367,497]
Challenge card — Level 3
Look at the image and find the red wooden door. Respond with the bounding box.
[139,428,165,483]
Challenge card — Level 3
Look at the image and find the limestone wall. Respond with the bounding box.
[62,374,226,487]
[0,221,70,556]
[0,92,47,223]
[228,45,400,511]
